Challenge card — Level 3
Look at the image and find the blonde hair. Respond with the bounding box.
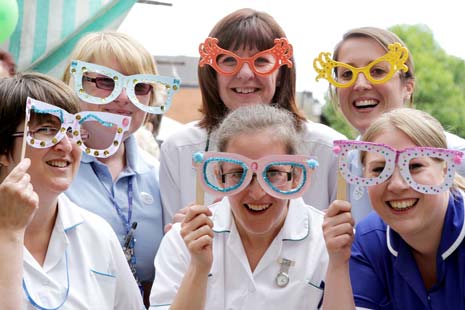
[362,108,465,191]
[62,31,159,106]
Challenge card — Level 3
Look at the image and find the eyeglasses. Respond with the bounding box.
[333,140,463,194]
[17,97,132,158]
[192,151,318,199]
[70,60,181,114]
[313,42,409,88]
[199,37,293,76]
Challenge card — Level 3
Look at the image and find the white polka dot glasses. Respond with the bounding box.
[199,37,293,76]
[313,42,409,88]
[192,152,319,199]
[70,60,181,114]
[333,140,464,194]
[17,97,131,158]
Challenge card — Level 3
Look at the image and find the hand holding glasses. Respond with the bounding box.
[70,60,181,114]
[14,97,131,158]
[333,140,463,194]
[192,152,318,199]
[199,37,293,76]
[313,42,409,88]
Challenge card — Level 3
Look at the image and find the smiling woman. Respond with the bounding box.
[150,104,328,310]
[322,108,465,309]
[0,72,144,309]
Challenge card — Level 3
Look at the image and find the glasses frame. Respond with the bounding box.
[333,140,464,194]
[70,60,181,114]
[20,97,131,158]
[199,37,293,76]
[313,42,409,88]
[192,151,318,199]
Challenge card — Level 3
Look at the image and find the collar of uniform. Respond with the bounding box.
[80,135,153,175]
[24,195,84,272]
[211,197,310,241]
[386,190,465,260]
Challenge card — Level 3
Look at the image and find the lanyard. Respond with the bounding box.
[99,175,134,234]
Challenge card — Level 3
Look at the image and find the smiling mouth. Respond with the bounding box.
[387,199,418,211]
[354,99,379,110]
[244,203,271,213]
[46,160,70,168]
[105,109,132,116]
[233,87,258,94]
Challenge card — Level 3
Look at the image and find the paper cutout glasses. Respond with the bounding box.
[192,152,318,199]
[199,37,293,76]
[313,42,409,88]
[333,140,463,194]
[70,60,181,114]
[14,97,131,158]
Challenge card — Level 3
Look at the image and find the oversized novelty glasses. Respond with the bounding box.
[192,152,318,199]
[70,60,181,114]
[199,37,293,76]
[15,97,131,158]
[333,140,463,194]
[313,42,409,88]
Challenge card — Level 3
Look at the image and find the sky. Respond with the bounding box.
[118,0,465,103]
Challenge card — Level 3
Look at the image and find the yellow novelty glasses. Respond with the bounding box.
[313,42,409,88]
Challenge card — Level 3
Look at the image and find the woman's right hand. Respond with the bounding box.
[180,205,214,273]
[0,158,38,235]
[322,200,354,267]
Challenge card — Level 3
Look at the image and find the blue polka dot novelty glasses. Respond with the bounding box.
[14,97,131,158]
[199,37,293,76]
[69,60,181,114]
[313,42,409,88]
[333,140,464,194]
[192,152,319,199]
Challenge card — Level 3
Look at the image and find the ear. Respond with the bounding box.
[403,79,415,105]
[0,153,11,167]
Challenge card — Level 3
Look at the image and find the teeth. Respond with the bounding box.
[47,160,69,168]
[354,100,378,107]
[389,199,416,210]
[246,204,270,211]
[235,88,256,94]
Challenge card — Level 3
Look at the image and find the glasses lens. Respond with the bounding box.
[407,155,447,188]
[79,115,119,150]
[367,60,392,82]
[264,163,305,194]
[216,54,238,74]
[253,53,277,74]
[82,73,115,98]
[203,158,246,193]
[134,82,153,96]
[334,65,355,86]
[28,108,62,142]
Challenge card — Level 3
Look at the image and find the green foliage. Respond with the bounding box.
[321,24,465,138]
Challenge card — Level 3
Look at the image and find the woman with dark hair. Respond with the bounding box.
[160,8,345,227]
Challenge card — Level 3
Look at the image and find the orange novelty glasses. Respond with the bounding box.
[199,37,293,76]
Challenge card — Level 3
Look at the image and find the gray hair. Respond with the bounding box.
[216,104,300,154]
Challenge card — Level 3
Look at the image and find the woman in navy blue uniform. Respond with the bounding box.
[322,108,465,309]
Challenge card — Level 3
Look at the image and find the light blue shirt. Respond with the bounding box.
[65,135,164,283]
[349,131,465,223]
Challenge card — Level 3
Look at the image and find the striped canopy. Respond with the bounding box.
[0,0,137,78]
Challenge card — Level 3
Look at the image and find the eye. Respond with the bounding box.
[366,164,385,177]
[217,55,237,66]
[370,67,388,78]
[337,69,353,81]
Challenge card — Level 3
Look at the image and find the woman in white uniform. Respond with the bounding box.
[0,73,144,309]
[150,104,328,309]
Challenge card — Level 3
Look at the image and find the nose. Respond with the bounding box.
[52,130,74,153]
[114,87,131,105]
[386,167,410,192]
[247,174,267,200]
[352,71,372,90]
[236,62,255,80]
